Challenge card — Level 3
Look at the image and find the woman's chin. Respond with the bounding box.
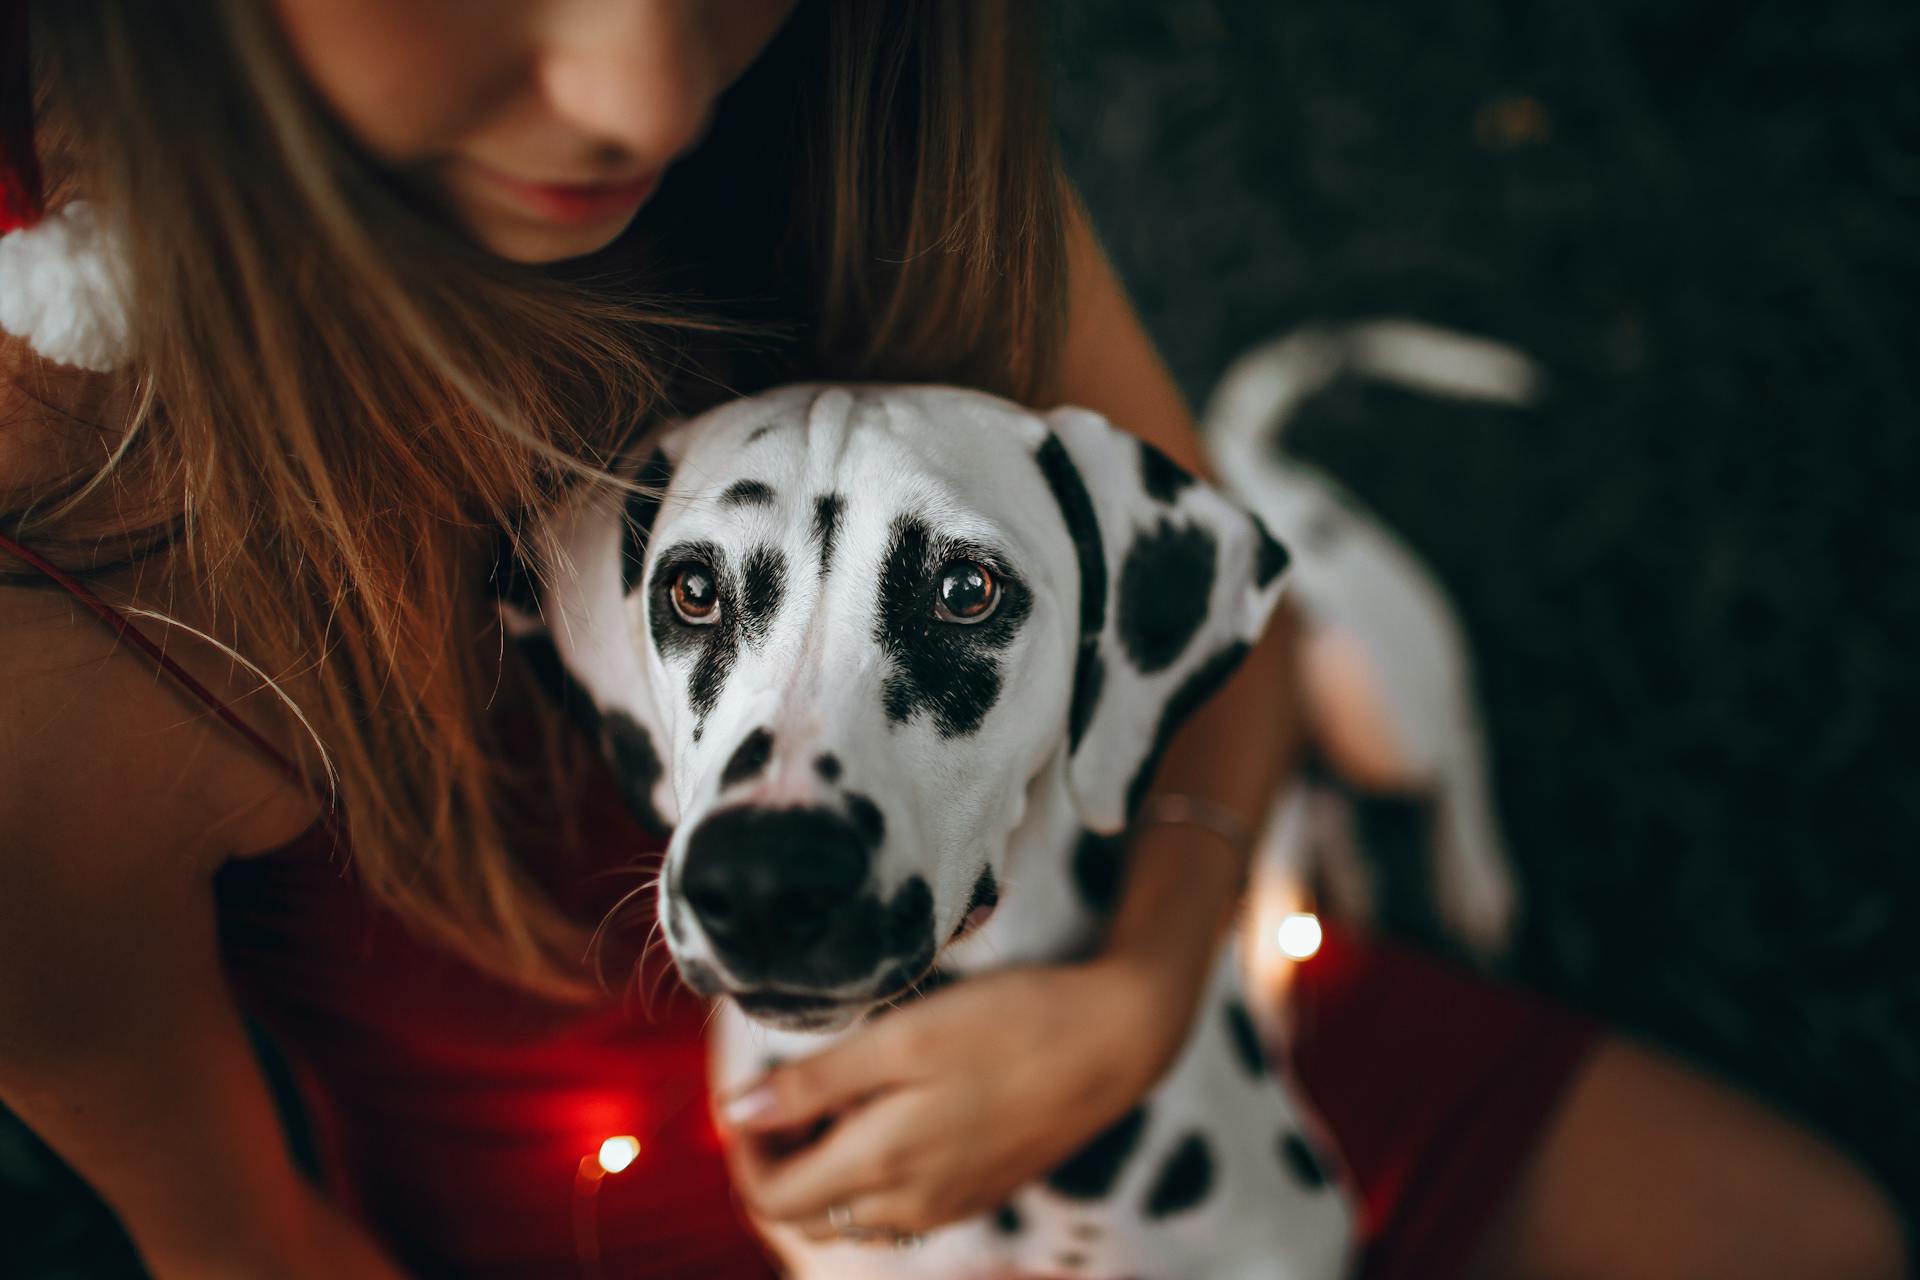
[460,208,640,266]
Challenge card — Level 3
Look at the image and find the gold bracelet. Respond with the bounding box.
[1132,793,1256,860]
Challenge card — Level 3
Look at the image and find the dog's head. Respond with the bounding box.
[521,385,1289,1030]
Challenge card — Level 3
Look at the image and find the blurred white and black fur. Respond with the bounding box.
[1205,319,1537,957]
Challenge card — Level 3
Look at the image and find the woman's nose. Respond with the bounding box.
[536,0,717,166]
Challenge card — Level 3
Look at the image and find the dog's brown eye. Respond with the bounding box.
[670,565,721,624]
[933,560,998,624]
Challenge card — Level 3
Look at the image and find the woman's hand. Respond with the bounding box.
[718,947,1205,1241]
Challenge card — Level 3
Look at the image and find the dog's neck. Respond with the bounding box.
[939,745,1106,977]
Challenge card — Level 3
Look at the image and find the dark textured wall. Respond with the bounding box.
[1055,0,1918,1216]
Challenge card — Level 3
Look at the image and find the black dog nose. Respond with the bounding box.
[680,808,872,969]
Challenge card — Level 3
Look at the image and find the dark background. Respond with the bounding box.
[1054,0,1918,1224]
[5,0,1917,1269]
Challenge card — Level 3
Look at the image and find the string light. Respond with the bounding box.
[597,1135,641,1174]
[577,1136,641,1278]
[1276,912,1323,961]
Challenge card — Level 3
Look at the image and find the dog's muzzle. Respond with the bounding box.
[676,807,931,1005]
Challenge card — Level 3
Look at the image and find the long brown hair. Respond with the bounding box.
[5,0,1067,991]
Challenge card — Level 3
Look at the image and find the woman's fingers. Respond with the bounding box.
[729,1086,929,1224]
[718,968,1170,1242]
[719,1008,932,1135]
[787,1187,948,1246]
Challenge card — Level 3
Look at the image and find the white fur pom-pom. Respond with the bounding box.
[0,202,133,373]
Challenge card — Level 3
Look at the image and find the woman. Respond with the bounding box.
[0,2,1905,1277]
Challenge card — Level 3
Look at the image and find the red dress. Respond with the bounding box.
[214,788,778,1280]
[2,530,1596,1280]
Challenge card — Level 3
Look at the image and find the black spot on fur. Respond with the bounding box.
[1056,1253,1089,1270]
[886,880,934,950]
[992,1203,1023,1235]
[648,540,739,736]
[845,793,885,849]
[1124,642,1253,819]
[813,493,845,578]
[875,516,1032,738]
[866,915,938,1000]
[867,961,957,1017]
[621,447,674,594]
[746,421,782,445]
[965,865,999,916]
[1036,436,1108,640]
[814,753,842,782]
[1224,999,1268,1078]
[1072,830,1130,915]
[951,866,999,940]
[1070,1223,1102,1241]
[1068,648,1105,753]
[740,546,786,645]
[514,633,598,731]
[600,710,669,836]
[1139,439,1196,504]
[1280,1132,1330,1190]
[1255,517,1292,587]
[1036,435,1109,755]
[908,964,958,1000]
[721,728,774,788]
[1047,1105,1148,1200]
[1116,519,1217,674]
[720,479,775,508]
[1144,1132,1215,1219]
[491,538,542,617]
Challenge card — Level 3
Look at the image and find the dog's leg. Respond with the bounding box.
[1308,783,1376,927]
[1428,722,1520,956]
[1245,781,1349,997]
[1260,779,1316,893]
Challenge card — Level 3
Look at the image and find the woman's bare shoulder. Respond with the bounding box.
[0,562,319,877]
[2,347,315,877]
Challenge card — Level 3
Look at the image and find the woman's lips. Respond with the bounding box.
[471,164,663,227]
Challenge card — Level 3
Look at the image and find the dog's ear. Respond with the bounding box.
[499,441,683,836]
[1037,407,1292,834]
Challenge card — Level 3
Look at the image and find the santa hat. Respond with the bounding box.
[0,0,133,372]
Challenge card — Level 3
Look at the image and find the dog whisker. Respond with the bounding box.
[578,854,665,887]
[584,875,662,969]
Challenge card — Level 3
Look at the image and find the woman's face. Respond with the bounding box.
[273,0,801,264]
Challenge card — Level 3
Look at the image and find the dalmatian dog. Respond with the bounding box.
[1203,319,1538,957]
[512,384,1354,1280]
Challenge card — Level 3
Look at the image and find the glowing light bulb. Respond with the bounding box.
[1276,912,1323,961]
[597,1135,640,1174]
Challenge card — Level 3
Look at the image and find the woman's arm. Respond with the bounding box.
[0,589,407,1279]
[1050,188,1305,1053]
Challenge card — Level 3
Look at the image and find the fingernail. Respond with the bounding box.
[723,1084,776,1128]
